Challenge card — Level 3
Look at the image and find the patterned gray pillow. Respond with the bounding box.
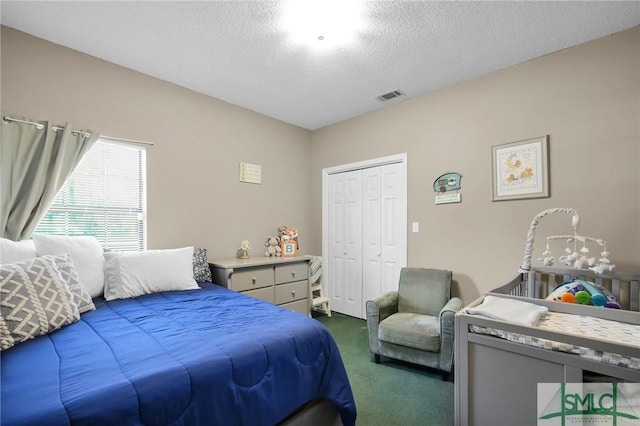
[193,248,212,283]
[0,255,80,351]
[49,253,96,314]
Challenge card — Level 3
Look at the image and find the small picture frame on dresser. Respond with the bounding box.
[281,242,297,257]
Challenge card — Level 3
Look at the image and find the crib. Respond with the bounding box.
[454,209,640,426]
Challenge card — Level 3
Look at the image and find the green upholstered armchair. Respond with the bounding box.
[366,267,463,380]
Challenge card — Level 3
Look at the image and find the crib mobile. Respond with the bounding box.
[518,208,620,308]
[519,207,615,275]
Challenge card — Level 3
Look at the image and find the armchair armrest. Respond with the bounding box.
[366,291,398,357]
[440,297,463,334]
[438,297,463,373]
[440,297,463,321]
[367,291,399,323]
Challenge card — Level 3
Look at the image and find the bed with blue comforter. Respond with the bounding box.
[1,283,356,425]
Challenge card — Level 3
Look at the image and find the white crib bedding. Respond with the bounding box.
[470,310,640,370]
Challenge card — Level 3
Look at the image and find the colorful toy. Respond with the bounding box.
[575,290,591,304]
[578,279,621,309]
[590,293,607,307]
[545,279,621,309]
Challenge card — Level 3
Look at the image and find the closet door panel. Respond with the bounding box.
[327,170,363,318]
[380,163,405,296]
[362,167,382,307]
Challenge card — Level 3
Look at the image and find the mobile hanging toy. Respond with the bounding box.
[519,208,615,275]
[519,208,619,309]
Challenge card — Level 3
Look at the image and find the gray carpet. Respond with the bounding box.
[314,312,454,426]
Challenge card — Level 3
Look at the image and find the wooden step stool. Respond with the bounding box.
[308,255,330,317]
[311,277,331,317]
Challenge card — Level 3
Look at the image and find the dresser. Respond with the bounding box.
[209,256,311,315]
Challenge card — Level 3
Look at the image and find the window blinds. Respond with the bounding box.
[34,140,147,251]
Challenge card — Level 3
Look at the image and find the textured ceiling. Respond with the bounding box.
[2,1,640,130]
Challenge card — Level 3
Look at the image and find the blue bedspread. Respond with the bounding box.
[1,284,356,425]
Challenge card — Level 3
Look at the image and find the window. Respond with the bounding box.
[34,139,147,251]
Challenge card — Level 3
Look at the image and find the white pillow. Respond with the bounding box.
[103,246,199,301]
[0,238,37,264]
[32,235,105,298]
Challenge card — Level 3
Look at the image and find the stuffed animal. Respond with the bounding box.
[264,236,282,257]
[278,226,299,249]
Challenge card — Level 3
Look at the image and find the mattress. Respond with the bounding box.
[1,283,356,426]
[470,310,640,370]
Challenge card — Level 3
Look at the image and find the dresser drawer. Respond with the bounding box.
[231,267,274,292]
[275,280,309,304]
[241,287,274,304]
[279,299,309,315]
[275,263,308,284]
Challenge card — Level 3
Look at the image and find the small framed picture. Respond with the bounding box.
[281,242,297,257]
[492,135,549,201]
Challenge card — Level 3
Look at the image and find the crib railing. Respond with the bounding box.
[492,267,640,312]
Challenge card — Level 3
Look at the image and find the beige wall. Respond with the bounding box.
[310,26,640,303]
[2,25,639,304]
[1,26,312,260]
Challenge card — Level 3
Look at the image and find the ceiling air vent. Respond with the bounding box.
[376,90,404,102]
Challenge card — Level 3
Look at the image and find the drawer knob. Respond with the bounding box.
[252,277,257,284]
[291,290,296,297]
[291,271,296,277]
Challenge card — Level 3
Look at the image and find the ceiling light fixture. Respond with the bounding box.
[280,0,366,51]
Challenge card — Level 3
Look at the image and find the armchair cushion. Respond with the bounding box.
[379,312,440,352]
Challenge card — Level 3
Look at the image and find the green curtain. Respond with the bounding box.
[0,115,99,241]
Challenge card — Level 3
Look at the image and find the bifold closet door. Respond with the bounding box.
[327,162,405,319]
[327,169,363,318]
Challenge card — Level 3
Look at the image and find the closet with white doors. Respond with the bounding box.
[322,154,407,319]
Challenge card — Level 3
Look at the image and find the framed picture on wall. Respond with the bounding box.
[491,135,549,201]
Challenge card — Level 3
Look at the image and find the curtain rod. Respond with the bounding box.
[100,135,154,147]
[2,116,44,129]
[51,125,91,138]
[3,115,89,137]
[3,115,154,146]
